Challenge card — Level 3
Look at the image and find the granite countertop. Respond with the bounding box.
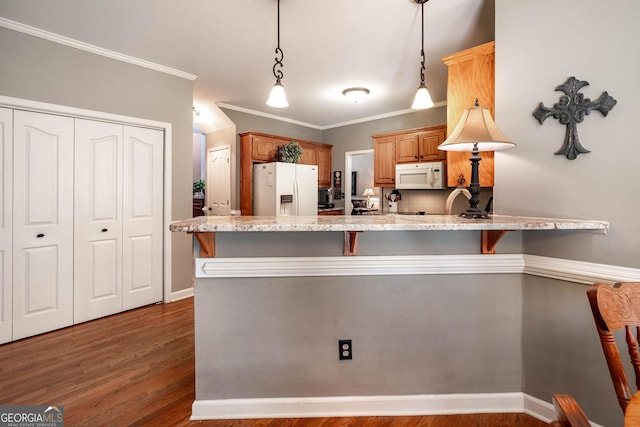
[169,214,609,233]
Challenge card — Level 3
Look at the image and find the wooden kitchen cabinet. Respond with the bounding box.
[396,126,446,164]
[442,41,495,187]
[317,144,332,188]
[373,125,446,187]
[240,131,332,215]
[373,136,396,187]
[298,141,318,166]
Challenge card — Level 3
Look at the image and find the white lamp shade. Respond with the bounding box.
[411,84,434,110]
[438,104,515,152]
[266,79,289,108]
[362,188,375,197]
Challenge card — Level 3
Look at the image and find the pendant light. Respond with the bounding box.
[266,0,289,108]
[411,0,434,110]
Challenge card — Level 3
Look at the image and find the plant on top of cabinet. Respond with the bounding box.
[279,141,303,163]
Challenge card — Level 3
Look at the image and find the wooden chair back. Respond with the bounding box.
[549,394,590,427]
[587,282,640,413]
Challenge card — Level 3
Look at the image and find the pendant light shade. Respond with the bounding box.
[267,78,289,108]
[411,84,434,110]
[411,0,434,110]
[266,0,288,108]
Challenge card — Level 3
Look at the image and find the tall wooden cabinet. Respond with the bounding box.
[373,125,446,187]
[240,131,332,215]
[1,107,164,344]
[442,41,495,187]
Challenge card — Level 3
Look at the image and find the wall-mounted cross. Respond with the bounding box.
[533,76,616,160]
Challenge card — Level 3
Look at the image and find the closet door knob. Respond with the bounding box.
[36,233,45,238]
[101,228,108,232]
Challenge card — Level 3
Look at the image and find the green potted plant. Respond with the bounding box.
[279,141,303,163]
[193,179,205,197]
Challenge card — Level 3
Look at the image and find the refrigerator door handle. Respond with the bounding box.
[294,180,299,215]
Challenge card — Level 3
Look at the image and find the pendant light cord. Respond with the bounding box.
[419,0,426,85]
[272,0,284,80]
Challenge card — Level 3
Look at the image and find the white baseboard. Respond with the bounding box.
[191,392,525,420]
[170,287,194,302]
[192,393,604,425]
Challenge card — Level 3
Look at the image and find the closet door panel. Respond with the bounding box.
[0,108,12,344]
[122,126,163,309]
[74,119,123,323]
[13,110,73,340]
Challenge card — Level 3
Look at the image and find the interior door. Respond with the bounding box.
[13,110,74,340]
[206,145,231,216]
[0,108,12,344]
[74,119,124,323]
[122,126,163,309]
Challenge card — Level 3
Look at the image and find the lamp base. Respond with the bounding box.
[460,210,489,219]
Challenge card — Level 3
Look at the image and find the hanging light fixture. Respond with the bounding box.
[411,0,434,110]
[266,0,289,108]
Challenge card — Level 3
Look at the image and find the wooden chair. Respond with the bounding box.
[587,282,640,413]
[549,394,591,427]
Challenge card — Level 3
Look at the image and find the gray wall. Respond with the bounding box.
[495,1,640,425]
[323,107,448,182]
[196,272,523,399]
[0,27,194,293]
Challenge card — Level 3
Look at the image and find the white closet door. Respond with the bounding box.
[13,110,74,340]
[0,108,12,344]
[74,119,124,323]
[122,126,163,309]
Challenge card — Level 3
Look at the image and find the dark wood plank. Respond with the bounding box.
[0,297,546,427]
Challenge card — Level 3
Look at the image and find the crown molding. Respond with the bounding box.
[0,17,197,81]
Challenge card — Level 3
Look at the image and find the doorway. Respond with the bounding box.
[344,149,377,215]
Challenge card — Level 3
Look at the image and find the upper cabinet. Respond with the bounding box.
[373,125,446,187]
[240,131,332,215]
[442,41,495,187]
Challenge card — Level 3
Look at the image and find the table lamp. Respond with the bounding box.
[362,188,375,208]
[438,99,515,218]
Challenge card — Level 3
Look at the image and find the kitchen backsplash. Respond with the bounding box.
[380,187,494,215]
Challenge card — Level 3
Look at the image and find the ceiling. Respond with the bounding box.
[0,0,494,129]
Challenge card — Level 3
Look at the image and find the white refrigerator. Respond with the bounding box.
[253,162,318,216]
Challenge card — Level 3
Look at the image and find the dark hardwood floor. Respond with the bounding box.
[0,297,547,427]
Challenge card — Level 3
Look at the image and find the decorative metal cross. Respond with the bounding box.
[533,77,616,160]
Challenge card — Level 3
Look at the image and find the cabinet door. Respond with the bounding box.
[419,127,446,161]
[0,108,12,344]
[74,119,124,323]
[298,141,318,165]
[395,134,420,163]
[122,126,163,310]
[252,136,276,162]
[374,137,396,187]
[317,145,332,188]
[13,110,74,340]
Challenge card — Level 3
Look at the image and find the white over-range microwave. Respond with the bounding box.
[395,162,445,189]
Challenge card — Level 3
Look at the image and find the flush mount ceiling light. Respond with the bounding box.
[342,87,370,103]
[411,0,434,110]
[266,0,289,108]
